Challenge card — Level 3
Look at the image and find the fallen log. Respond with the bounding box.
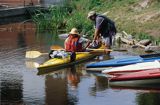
[120,37,134,45]
[137,39,152,46]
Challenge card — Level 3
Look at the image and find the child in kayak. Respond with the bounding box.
[49,28,91,61]
[64,28,91,52]
[64,28,91,61]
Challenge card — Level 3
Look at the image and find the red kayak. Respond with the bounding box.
[109,68,160,87]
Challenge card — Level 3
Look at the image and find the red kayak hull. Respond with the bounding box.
[110,68,160,81]
[109,68,160,87]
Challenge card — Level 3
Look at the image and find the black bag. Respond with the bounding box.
[108,20,117,34]
[98,15,117,36]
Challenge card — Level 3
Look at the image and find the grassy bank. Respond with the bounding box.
[33,0,160,43]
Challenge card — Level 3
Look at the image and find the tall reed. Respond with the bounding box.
[32,5,69,33]
[32,0,103,35]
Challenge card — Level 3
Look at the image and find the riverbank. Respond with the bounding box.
[33,0,160,43]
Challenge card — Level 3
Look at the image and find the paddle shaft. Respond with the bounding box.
[51,46,112,52]
[26,44,112,59]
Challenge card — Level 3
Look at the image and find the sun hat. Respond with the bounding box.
[69,28,79,35]
[87,11,96,18]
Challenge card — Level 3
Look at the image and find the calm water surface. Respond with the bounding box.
[1,22,160,105]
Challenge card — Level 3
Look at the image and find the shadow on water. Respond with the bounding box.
[0,15,30,25]
[136,92,160,105]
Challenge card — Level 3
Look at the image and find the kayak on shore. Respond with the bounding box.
[109,68,160,87]
[86,53,160,68]
[102,60,160,76]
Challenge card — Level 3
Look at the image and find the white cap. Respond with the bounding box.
[87,11,96,18]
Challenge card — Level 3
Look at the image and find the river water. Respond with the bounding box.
[1,21,160,105]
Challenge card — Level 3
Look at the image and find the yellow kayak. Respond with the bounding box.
[37,45,106,72]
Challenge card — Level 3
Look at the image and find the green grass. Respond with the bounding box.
[32,0,160,42]
[32,0,103,35]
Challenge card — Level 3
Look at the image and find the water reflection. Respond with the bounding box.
[17,32,27,48]
[88,73,108,96]
[136,93,160,105]
[67,66,80,105]
[0,21,55,105]
[67,66,80,89]
[110,83,160,93]
[0,15,30,25]
[44,66,80,105]
[45,73,68,105]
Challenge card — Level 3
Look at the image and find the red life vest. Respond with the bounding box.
[65,34,83,52]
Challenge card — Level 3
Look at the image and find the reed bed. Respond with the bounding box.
[32,0,160,43]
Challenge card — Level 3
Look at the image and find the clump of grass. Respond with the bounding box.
[32,0,103,35]
[136,32,153,40]
[32,5,69,33]
[135,32,160,45]
[65,12,93,35]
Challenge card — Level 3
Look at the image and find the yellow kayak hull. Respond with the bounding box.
[37,45,106,72]
[38,53,93,69]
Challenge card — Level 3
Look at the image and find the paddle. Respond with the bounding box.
[49,45,105,53]
[26,43,128,59]
[25,49,110,59]
[25,45,65,58]
[58,33,68,40]
[25,51,48,58]
[26,49,97,59]
[86,48,113,52]
[58,33,88,40]
[50,44,126,52]
[25,49,101,59]
[50,45,113,52]
[50,45,65,50]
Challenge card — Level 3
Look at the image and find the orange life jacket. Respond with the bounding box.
[65,34,83,52]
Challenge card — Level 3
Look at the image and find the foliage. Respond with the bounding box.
[32,0,160,40]
[32,5,69,33]
[136,33,153,40]
[32,0,103,35]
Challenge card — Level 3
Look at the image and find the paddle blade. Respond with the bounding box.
[58,33,68,39]
[25,51,42,58]
[50,45,64,50]
[87,48,113,52]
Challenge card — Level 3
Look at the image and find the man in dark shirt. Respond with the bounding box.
[87,11,116,50]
